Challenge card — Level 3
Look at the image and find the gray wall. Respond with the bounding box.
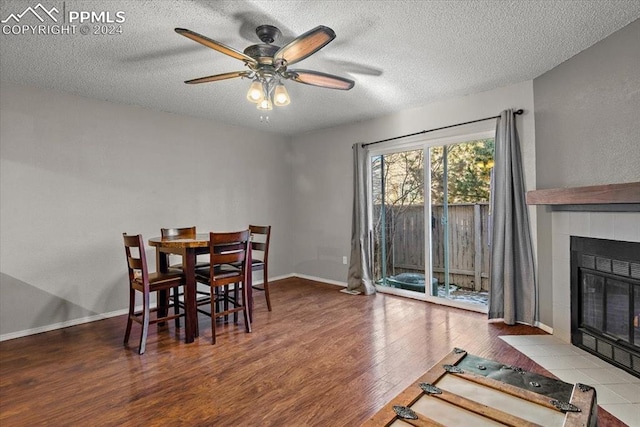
[533,19,640,329]
[534,19,640,189]
[0,82,293,337]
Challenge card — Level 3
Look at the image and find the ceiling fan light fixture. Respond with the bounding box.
[246,79,264,103]
[273,83,290,106]
[257,98,273,111]
[176,24,354,111]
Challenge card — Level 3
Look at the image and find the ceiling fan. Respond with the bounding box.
[175,24,355,110]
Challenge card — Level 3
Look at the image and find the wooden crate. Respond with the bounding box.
[362,348,597,427]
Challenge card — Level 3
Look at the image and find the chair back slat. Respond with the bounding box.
[214,250,245,265]
[161,226,196,239]
[248,225,270,263]
[123,233,149,284]
[128,256,143,271]
[208,230,250,281]
[249,225,270,250]
[252,242,268,252]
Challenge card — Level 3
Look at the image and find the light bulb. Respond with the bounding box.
[257,98,273,111]
[246,80,264,103]
[273,83,290,106]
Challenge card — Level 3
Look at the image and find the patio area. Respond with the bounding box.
[382,272,489,306]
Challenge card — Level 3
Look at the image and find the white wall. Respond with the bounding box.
[290,81,537,287]
[0,82,293,337]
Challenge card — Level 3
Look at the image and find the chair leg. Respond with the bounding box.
[223,285,230,323]
[139,292,150,355]
[242,281,252,334]
[157,289,169,327]
[215,287,222,317]
[233,284,239,324]
[210,286,217,345]
[263,266,272,311]
[173,286,181,328]
[124,288,135,345]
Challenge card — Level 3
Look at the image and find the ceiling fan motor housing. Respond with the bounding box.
[255,24,282,44]
[244,44,280,66]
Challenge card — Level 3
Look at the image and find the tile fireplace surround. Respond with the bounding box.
[551,211,640,343]
[522,183,640,425]
[519,210,640,426]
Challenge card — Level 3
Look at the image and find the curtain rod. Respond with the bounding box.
[362,109,524,148]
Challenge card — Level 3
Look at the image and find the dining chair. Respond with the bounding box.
[122,233,185,355]
[248,225,272,311]
[160,226,197,272]
[161,226,210,322]
[195,230,252,344]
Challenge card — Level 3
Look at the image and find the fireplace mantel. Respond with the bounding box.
[526,182,640,212]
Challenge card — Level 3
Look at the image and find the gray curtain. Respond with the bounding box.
[488,109,536,325]
[347,143,376,295]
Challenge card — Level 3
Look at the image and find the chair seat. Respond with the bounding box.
[133,270,183,286]
[195,264,243,281]
[149,271,183,282]
[131,274,183,294]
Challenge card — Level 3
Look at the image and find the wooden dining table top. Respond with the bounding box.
[148,233,210,248]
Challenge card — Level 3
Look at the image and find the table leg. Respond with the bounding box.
[157,248,169,325]
[183,249,197,343]
[247,245,253,322]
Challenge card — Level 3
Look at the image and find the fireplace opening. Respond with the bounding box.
[571,236,640,378]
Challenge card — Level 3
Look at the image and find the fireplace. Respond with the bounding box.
[571,236,640,377]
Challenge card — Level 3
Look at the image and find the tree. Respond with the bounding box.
[430,139,494,204]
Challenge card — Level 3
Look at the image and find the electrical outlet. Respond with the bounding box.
[342,256,348,265]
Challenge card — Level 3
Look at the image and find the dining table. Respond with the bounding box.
[148,233,253,344]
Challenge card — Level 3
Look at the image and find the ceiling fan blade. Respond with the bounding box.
[274,26,336,66]
[185,71,251,84]
[175,28,258,66]
[286,69,355,90]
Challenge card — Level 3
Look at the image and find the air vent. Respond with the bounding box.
[582,255,595,269]
[614,347,632,368]
[612,260,630,277]
[597,339,613,359]
[582,334,596,351]
[596,257,612,272]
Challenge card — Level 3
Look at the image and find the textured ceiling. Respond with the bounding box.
[1,0,639,136]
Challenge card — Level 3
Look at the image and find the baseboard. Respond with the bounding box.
[258,273,295,284]
[0,308,129,342]
[534,321,553,334]
[291,273,347,288]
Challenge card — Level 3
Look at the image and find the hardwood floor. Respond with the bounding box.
[0,277,623,426]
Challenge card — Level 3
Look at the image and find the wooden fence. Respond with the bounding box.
[375,203,490,291]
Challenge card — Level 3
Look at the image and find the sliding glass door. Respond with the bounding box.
[370,136,493,311]
[429,139,493,308]
[371,148,426,296]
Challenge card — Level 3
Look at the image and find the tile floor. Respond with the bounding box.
[500,335,640,426]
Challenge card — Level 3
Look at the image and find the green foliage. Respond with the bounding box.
[430,139,494,204]
[372,138,494,207]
